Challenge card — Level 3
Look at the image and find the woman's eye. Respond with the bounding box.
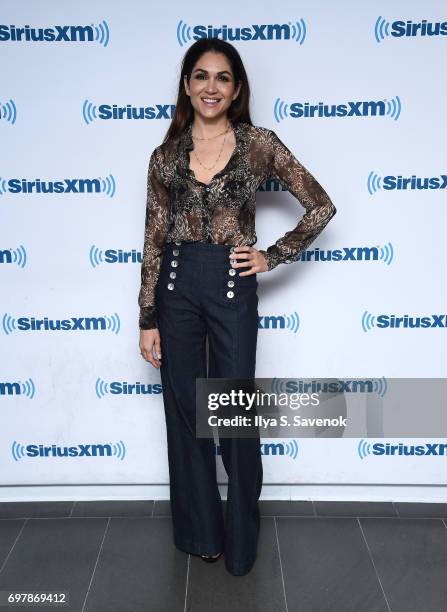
[195,74,230,81]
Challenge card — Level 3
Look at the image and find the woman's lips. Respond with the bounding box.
[201,98,221,107]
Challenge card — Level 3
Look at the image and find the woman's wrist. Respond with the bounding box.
[139,305,158,330]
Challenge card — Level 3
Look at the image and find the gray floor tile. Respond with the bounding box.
[0,517,107,612]
[259,500,314,516]
[153,500,172,516]
[394,502,447,518]
[84,517,187,612]
[0,501,73,519]
[277,517,388,612]
[314,501,396,518]
[72,500,154,517]
[186,517,286,611]
[360,517,447,612]
[0,520,25,568]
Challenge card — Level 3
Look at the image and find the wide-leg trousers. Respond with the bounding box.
[154,240,263,575]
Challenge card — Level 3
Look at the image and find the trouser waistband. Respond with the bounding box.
[164,240,235,264]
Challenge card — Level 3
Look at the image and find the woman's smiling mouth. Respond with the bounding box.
[201,98,222,106]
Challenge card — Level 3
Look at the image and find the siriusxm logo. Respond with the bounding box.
[0,175,115,196]
[258,312,299,333]
[2,313,121,335]
[271,377,388,397]
[95,378,162,397]
[0,245,27,267]
[0,378,36,398]
[0,21,110,46]
[362,311,447,332]
[274,95,401,122]
[0,98,17,124]
[11,440,126,461]
[258,178,288,192]
[368,171,447,194]
[358,439,447,459]
[83,100,175,124]
[176,19,306,46]
[298,243,393,265]
[375,16,447,43]
[90,246,142,267]
[217,439,299,459]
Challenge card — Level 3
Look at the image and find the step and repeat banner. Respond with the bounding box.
[2,1,446,494]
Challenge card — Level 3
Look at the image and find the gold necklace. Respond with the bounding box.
[192,124,230,141]
[191,121,232,171]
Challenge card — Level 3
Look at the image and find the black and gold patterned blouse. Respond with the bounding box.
[138,120,336,329]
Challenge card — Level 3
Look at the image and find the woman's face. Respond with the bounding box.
[184,51,241,122]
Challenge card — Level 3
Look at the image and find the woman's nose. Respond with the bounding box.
[205,79,218,92]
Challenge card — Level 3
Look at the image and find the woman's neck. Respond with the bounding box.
[191,115,231,140]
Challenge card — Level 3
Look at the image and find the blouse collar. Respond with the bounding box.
[177,119,247,184]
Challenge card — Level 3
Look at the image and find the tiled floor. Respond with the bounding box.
[1,500,447,611]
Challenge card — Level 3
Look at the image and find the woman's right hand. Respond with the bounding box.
[139,329,162,369]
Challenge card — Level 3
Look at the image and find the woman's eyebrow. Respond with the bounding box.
[192,68,232,75]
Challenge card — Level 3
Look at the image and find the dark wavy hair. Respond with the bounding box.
[162,37,253,147]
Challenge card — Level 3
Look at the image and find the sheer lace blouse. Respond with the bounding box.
[138,120,336,329]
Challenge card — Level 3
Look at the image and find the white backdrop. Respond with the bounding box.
[2,0,447,501]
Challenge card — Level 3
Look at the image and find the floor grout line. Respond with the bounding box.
[2,513,447,520]
[357,517,392,612]
[274,517,289,612]
[184,554,191,612]
[0,518,28,577]
[80,517,111,612]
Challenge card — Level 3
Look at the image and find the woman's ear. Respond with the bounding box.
[233,81,242,101]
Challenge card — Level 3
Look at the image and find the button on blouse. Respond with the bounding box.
[138,120,336,329]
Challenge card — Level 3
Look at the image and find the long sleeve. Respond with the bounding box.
[138,147,170,329]
[258,129,336,271]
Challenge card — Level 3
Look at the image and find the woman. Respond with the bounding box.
[138,37,336,576]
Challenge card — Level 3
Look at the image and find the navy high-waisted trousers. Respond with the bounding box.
[155,240,263,575]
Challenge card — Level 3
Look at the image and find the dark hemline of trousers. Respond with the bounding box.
[155,240,263,575]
